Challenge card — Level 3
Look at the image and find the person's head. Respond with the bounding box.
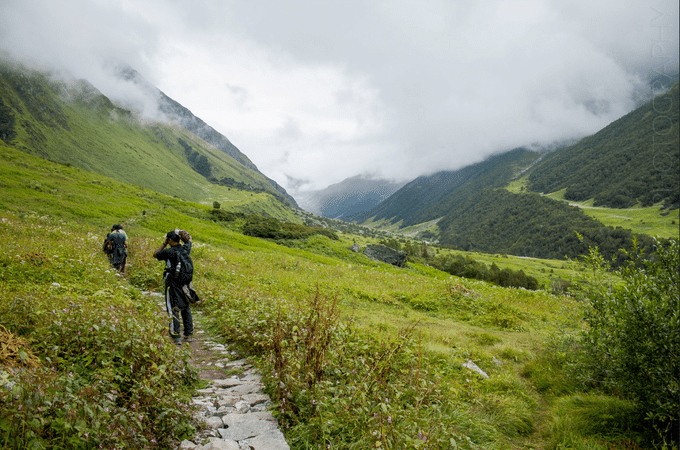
[166,230,180,245]
[112,224,122,231]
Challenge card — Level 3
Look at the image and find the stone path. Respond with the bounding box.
[147,292,290,450]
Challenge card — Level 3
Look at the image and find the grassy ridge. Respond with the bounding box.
[0,59,297,220]
[1,141,665,448]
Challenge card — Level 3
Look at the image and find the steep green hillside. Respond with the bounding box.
[355,148,542,226]
[436,189,660,261]
[0,58,297,218]
[119,66,297,206]
[357,148,654,260]
[506,178,679,239]
[528,82,679,209]
[358,85,678,259]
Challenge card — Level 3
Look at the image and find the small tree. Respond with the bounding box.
[213,201,220,210]
[571,238,679,443]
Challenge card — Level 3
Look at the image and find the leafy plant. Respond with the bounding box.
[568,238,679,444]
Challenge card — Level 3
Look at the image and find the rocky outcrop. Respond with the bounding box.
[364,244,407,267]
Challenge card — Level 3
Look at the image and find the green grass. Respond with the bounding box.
[0,143,664,449]
[506,177,679,239]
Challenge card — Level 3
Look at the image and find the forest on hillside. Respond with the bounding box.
[528,82,679,210]
[436,189,657,261]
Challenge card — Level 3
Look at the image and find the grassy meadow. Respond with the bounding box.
[506,177,679,240]
[0,145,672,449]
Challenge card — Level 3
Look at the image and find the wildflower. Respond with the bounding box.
[387,416,392,424]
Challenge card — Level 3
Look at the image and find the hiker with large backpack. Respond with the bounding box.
[104,224,128,273]
[153,229,195,345]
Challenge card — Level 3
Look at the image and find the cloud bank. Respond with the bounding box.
[1,0,677,197]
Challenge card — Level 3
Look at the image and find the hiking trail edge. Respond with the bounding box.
[146,291,290,450]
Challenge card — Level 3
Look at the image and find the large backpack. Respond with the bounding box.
[172,246,194,285]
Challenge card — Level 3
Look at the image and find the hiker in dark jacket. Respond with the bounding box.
[153,229,194,345]
[104,224,128,273]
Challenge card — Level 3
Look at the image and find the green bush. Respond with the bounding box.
[431,254,540,290]
[569,238,679,444]
[0,287,199,449]
[242,215,339,241]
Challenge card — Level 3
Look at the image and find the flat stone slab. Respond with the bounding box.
[218,413,278,441]
[247,429,290,450]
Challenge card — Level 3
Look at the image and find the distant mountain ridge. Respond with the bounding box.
[353,148,543,227]
[297,175,406,220]
[527,82,679,209]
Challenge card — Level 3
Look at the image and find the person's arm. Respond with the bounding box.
[178,230,192,254]
[153,238,169,258]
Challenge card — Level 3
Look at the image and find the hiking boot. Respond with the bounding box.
[182,335,193,344]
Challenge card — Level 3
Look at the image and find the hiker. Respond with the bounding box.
[104,224,128,273]
[153,229,194,345]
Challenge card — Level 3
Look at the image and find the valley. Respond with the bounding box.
[0,57,677,449]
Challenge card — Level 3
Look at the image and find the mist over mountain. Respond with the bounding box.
[352,149,543,226]
[1,52,676,262]
[296,175,407,220]
[114,66,297,207]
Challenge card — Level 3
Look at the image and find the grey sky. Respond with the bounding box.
[1,0,677,199]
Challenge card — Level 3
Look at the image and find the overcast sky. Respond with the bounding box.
[1,1,678,200]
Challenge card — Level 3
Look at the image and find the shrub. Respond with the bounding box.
[431,254,540,290]
[569,238,679,444]
[207,287,491,448]
[242,215,339,241]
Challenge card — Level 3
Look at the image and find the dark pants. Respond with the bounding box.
[165,284,193,344]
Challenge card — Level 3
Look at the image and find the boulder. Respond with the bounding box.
[364,245,407,267]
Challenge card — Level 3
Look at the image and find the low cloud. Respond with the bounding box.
[1,0,677,196]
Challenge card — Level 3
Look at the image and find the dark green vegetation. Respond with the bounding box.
[2,136,677,448]
[431,254,539,290]
[378,237,540,290]
[0,58,297,215]
[210,208,339,242]
[354,148,542,227]
[436,189,659,261]
[528,82,679,210]
[567,239,679,443]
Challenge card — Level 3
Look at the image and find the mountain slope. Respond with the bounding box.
[435,188,652,260]
[528,82,679,209]
[117,67,297,207]
[354,148,542,227]
[354,85,678,260]
[0,58,297,214]
[297,175,406,220]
